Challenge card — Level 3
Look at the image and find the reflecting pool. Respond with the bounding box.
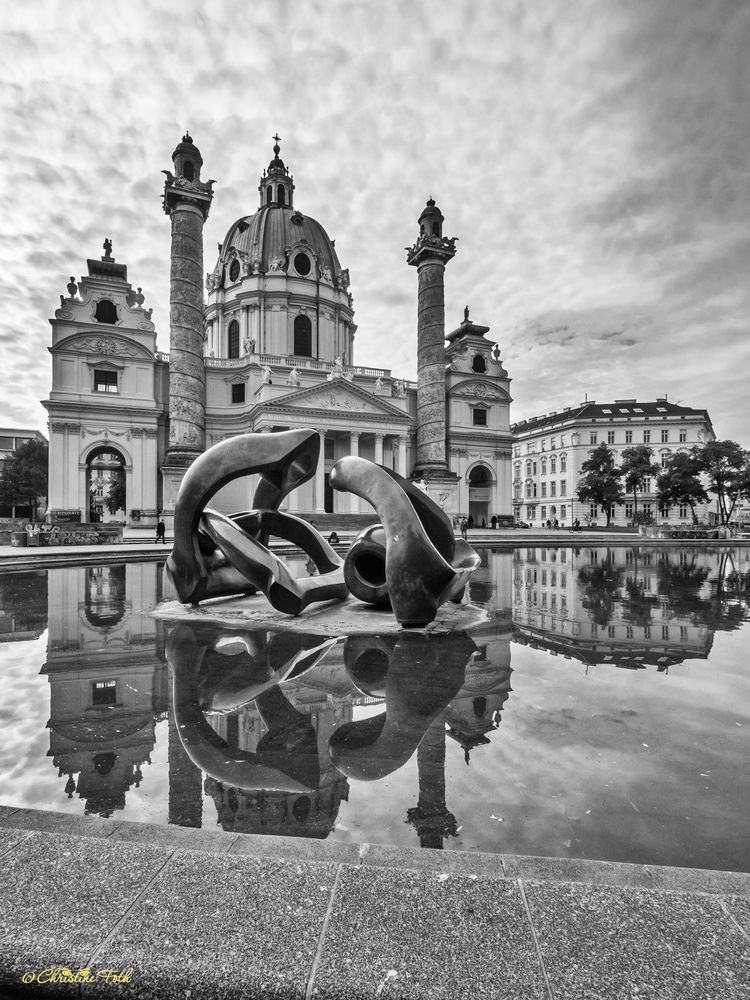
[0,545,749,871]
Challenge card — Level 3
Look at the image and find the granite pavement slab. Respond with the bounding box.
[101,850,339,1000]
[0,833,172,995]
[523,879,750,999]
[312,865,546,999]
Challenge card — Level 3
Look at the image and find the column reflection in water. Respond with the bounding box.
[42,563,168,817]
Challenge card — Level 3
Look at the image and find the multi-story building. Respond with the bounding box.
[511,399,715,527]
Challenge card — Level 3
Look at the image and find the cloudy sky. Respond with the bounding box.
[2,0,749,441]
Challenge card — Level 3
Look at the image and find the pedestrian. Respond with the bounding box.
[467,515,474,529]
[554,518,559,529]
[491,514,497,529]
[460,517,468,540]
[546,519,551,530]
[328,531,340,544]
[156,519,166,544]
[481,517,486,528]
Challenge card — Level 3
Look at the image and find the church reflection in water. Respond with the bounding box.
[35,544,749,846]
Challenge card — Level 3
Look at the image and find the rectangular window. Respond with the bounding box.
[643,478,652,493]
[661,429,669,443]
[94,370,118,393]
[560,435,566,447]
[527,505,536,521]
[514,485,521,499]
[550,482,556,496]
[607,431,615,444]
[560,480,566,495]
[679,504,688,518]
[541,483,547,497]
[560,456,567,472]
[643,430,651,443]
[231,383,245,404]
[92,679,117,706]
[679,429,687,443]
[626,625,633,639]
[550,437,556,450]
[560,505,566,520]
[0,436,13,450]
[625,430,633,444]
[590,504,598,518]
[625,502,634,518]
[472,408,487,426]
[608,625,616,638]
[590,432,598,445]
[659,504,669,517]
[540,505,547,520]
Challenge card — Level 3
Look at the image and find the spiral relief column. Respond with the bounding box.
[406,199,460,507]
[161,133,215,516]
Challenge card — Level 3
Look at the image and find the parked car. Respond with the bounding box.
[514,520,532,529]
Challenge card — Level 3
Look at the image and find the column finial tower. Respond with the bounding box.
[406,198,458,480]
[161,133,215,510]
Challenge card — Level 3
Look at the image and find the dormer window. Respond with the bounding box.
[94,299,118,324]
[472,353,486,373]
[229,259,240,282]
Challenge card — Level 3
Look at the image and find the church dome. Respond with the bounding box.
[217,207,344,285]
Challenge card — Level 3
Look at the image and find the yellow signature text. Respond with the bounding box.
[21,967,134,985]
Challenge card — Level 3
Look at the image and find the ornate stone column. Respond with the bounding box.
[374,432,384,467]
[349,431,360,513]
[161,133,214,514]
[316,430,326,513]
[406,198,457,479]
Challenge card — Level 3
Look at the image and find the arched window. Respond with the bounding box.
[432,222,440,236]
[541,458,547,475]
[228,320,240,358]
[229,259,240,283]
[278,185,286,206]
[294,315,312,356]
[266,187,272,205]
[550,457,556,473]
[472,354,486,373]
[468,465,492,485]
[94,299,118,324]
[526,460,532,477]
[183,160,194,181]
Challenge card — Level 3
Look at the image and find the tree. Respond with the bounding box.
[693,440,750,525]
[656,452,709,524]
[0,438,48,522]
[104,472,126,515]
[620,446,660,522]
[576,443,623,527]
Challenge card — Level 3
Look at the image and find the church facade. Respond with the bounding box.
[43,137,513,527]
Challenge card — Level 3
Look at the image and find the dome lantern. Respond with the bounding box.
[258,134,295,209]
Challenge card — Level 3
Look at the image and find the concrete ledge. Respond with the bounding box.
[2,814,750,999]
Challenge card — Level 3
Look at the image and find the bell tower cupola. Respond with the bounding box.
[259,134,295,209]
[418,197,444,239]
[171,131,203,183]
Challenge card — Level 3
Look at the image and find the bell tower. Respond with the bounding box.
[161,133,215,515]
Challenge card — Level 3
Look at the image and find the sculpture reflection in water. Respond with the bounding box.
[165,621,513,847]
[166,429,479,627]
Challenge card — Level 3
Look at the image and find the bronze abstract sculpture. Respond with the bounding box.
[167,430,479,627]
[331,458,480,626]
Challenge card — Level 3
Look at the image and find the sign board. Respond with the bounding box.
[51,510,82,523]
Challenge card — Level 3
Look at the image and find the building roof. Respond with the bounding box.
[511,400,712,434]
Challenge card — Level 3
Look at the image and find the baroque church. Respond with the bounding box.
[43,135,513,528]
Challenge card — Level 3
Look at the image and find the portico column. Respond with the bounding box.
[374,432,384,467]
[241,305,249,352]
[349,431,360,513]
[316,430,326,513]
[397,435,408,478]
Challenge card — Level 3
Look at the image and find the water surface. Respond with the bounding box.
[0,545,748,871]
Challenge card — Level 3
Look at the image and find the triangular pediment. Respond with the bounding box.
[261,379,410,420]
